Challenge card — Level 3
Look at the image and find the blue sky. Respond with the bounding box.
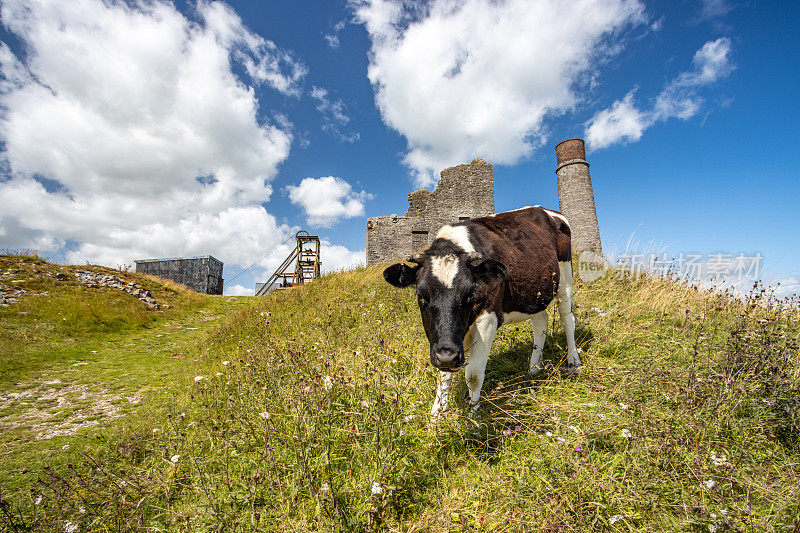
[0,0,798,296]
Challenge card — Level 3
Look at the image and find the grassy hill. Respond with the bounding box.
[1,254,799,531]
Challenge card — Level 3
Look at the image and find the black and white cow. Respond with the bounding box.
[382,206,581,420]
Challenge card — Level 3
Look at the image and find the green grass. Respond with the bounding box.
[0,253,254,516]
[1,256,799,531]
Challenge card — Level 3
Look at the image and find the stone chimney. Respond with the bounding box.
[555,138,602,254]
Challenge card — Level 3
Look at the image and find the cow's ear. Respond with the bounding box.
[468,257,507,285]
[383,263,420,288]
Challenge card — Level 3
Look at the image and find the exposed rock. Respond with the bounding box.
[73,270,160,309]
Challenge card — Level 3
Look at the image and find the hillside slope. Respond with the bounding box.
[3,261,799,531]
[0,253,254,506]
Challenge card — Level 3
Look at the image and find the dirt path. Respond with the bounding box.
[0,297,251,459]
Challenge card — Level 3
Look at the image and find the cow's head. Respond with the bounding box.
[383,246,507,372]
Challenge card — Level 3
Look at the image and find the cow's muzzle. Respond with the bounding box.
[431,347,463,372]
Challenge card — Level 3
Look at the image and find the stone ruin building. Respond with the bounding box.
[366,138,602,265]
[555,138,603,254]
[366,158,495,265]
[135,255,223,295]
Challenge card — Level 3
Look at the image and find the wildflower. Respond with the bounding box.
[171,455,180,463]
[323,376,334,390]
[504,429,513,436]
[703,479,716,489]
[179,412,185,418]
[216,372,223,377]
[194,375,203,382]
[609,514,623,525]
[514,425,521,432]
[259,412,271,420]
[371,481,383,496]
[64,522,78,533]
[545,431,553,438]
[35,495,42,505]
[574,445,582,453]
[361,400,372,408]
[557,437,565,443]
[621,429,632,439]
[152,428,160,433]
[708,525,718,533]
[404,414,415,422]
[618,403,628,410]
[321,482,330,493]
[568,425,580,434]
[710,452,727,467]
[222,360,229,366]
[78,506,85,514]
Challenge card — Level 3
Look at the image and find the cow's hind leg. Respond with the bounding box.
[431,371,454,422]
[557,261,581,367]
[529,310,548,375]
[464,312,498,419]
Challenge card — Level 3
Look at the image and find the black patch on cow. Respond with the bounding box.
[383,262,420,288]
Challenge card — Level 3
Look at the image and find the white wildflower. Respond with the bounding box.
[371,481,383,495]
[259,412,271,420]
[710,451,727,467]
[598,413,607,420]
[703,479,716,489]
[708,525,718,533]
[557,437,565,443]
[618,403,628,410]
[216,372,223,377]
[609,514,623,525]
[170,455,181,463]
[323,376,334,390]
[222,360,229,366]
[78,506,85,514]
[545,431,553,438]
[621,429,632,439]
[321,482,330,493]
[194,375,203,382]
[35,495,42,505]
[403,414,415,422]
[361,400,372,408]
[64,522,78,533]
[152,428,160,433]
[568,425,580,434]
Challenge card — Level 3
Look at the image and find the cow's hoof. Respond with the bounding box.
[528,365,544,377]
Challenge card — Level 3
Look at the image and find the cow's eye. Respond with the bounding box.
[417,294,428,306]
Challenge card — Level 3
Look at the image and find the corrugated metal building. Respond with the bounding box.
[134,256,223,295]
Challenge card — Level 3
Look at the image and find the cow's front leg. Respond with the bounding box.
[529,310,548,375]
[430,371,454,422]
[464,312,498,419]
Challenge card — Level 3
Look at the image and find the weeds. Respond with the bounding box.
[2,262,799,531]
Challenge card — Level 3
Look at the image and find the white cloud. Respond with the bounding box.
[0,0,364,272]
[321,241,365,272]
[310,87,360,143]
[586,37,733,150]
[699,0,733,21]
[324,20,346,48]
[351,0,645,186]
[583,92,646,149]
[287,176,372,227]
[224,284,255,296]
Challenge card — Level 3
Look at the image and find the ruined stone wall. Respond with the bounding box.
[366,158,495,265]
[555,139,602,254]
[135,256,224,294]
